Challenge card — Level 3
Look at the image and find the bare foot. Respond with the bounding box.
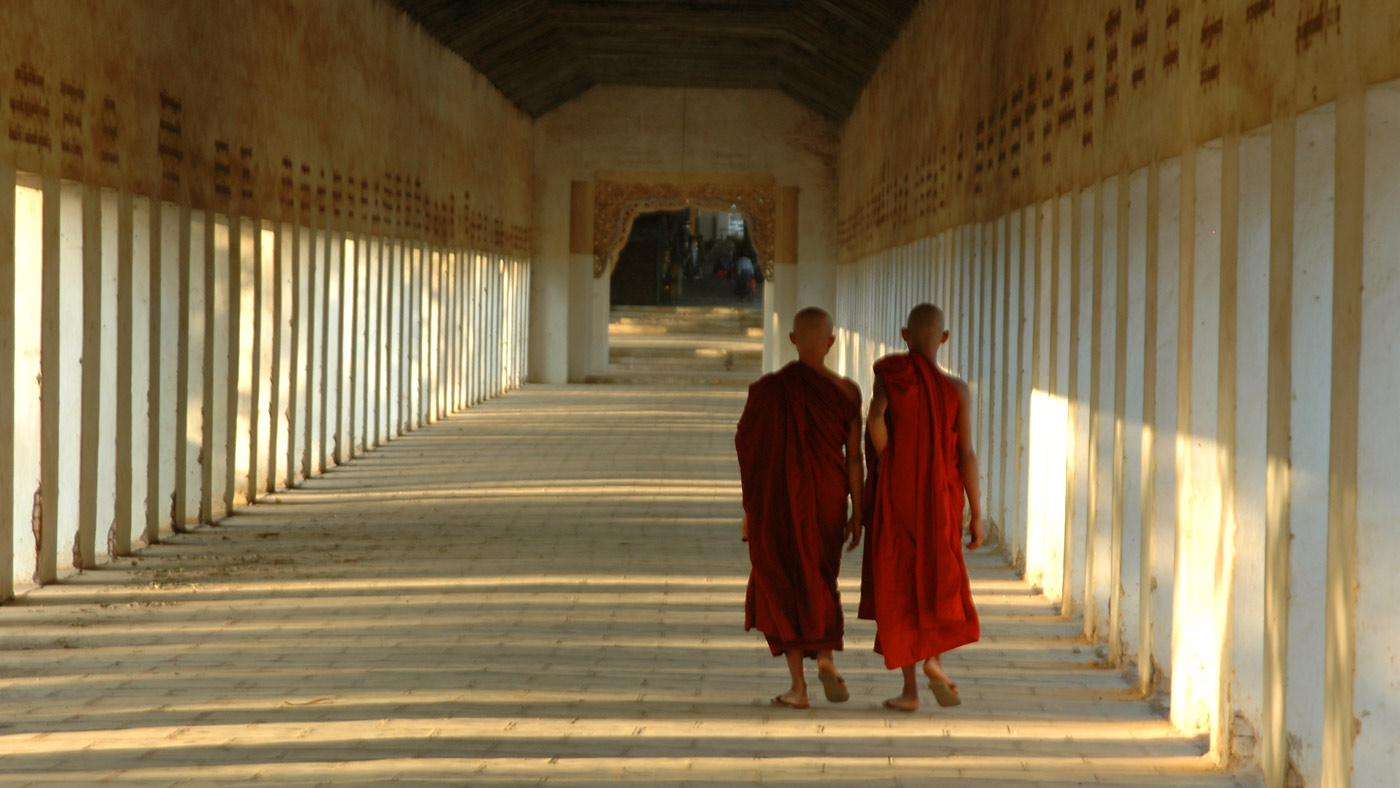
[923,658,961,707]
[817,670,850,703]
[923,659,958,693]
[883,694,919,712]
[771,689,809,709]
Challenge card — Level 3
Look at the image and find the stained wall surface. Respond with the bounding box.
[0,0,533,599]
[530,86,838,382]
[833,2,1400,787]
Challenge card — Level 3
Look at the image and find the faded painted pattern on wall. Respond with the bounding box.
[837,0,1397,262]
[0,0,532,255]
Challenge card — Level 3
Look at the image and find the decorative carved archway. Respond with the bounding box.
[591,173,780,281]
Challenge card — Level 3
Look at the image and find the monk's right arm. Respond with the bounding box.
[952,379,985,550]
[868,374,889,456]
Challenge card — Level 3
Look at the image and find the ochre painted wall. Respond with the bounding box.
[0,0,532,252]
[837,0,1400,263]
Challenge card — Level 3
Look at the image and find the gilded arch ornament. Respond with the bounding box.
[592,173,779,281]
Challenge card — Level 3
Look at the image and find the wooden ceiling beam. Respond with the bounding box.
[390,0,918,120]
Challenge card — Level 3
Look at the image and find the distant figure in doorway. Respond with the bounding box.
[666,255,684,301]
[736,307,864,709]
[734,255,755,300]
[859,303,984,712]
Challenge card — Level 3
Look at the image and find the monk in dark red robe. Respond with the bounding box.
[859,303,985,712]
[737,307,863,709]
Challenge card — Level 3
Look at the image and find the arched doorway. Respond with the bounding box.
[609,207,763,308]
[590,173,780,283]
[579,173,788,385]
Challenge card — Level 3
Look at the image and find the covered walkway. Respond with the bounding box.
[0,386,1255,787]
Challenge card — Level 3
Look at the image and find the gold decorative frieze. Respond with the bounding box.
[592,173,778,280]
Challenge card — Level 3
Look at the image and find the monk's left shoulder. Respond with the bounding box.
[822,370,860,405]
[837,376,861,405]
[946,374,972,405]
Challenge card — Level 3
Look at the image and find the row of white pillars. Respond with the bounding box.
[833,81,1400,788]
[1,173,529,601]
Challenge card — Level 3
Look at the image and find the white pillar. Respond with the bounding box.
[6,170,44,595]
[1353,79,1400,788]
[39,178,81,580]
[204,215,229,523]
[325,230,344,461]
[1116,166,1149,667]
[1230,126,1272,759]
[155,203,180,535]
[114,192,148,555]
[1171,140,1225,735]
[1066,189,1093,617]
[233,217,256,505]
[253,222,275,498]
[76,186,105,567]
[1146,158,1182,692]
[1007,208,1028,568]
[306,226,325,475]
[1088,177,1118,642]
[1284,104,1337,787]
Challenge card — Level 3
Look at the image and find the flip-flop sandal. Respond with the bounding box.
[817,672,850,703]
[771,694,810,709]
[927,678,962,707]
[883,698,918,713]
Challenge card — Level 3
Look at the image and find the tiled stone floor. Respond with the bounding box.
[0,385,1262,787]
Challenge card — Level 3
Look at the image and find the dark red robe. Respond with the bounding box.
[858,352,979,668]
[737,362,858,656]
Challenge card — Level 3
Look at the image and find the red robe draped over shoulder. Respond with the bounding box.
[858,352,979,669]
[737,362,858,656]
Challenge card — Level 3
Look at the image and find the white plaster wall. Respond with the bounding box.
[1231,127,1272,761]
[54,181,85,571]
[12,179,43,588]
[1118,166,1149,668]
[832,5,1400,775]
[1354,79,1400,788]
[1068,189,1093,618]
[1090,178,1118,643]
[272,225,294,490]
[126,197,153,548]
[96,190,119,560]
[1285,104,1337,788]
[156,203,180,534]
[1149,159,1181,691]
[1012,207,1033,571]
[531,86,837,381]
[766,262,799,371]
[1173,140,1225,736]
[234,219,256,504]
[181,210,206,526]
[206,216,229,522]
[1047,193,1072,607]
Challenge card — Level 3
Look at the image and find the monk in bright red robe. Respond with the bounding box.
[737,307,863,709]
[859,303,985,712]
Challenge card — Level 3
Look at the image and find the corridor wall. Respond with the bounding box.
[1,2,532,600]
[833,2,1399,787]
[529,85,838,382]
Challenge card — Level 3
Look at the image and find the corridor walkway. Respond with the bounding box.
[0,386,1259,787]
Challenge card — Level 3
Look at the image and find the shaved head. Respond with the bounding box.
[903,303,946,354]
[906,303,945,337]
[792,306,834,338]
[789,306,836,363]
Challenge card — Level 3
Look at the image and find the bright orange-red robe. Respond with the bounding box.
[737,362,858,656]
[858,352,979,669]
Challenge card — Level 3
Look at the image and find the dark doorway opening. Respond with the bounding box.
[609,207,762,308]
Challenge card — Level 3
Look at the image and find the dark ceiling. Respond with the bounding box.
[392,0,919,122]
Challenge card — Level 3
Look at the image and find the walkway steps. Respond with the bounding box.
[0,385,1262,787]
[589,305,764,387]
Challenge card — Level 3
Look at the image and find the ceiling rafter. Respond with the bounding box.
[392,0,918,121]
